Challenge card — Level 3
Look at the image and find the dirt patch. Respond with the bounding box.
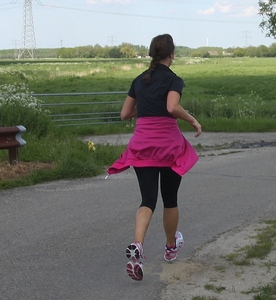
[0,161,54,180]
[161,222,276,300]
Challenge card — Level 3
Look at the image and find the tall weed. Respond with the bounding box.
[0,83,52,137]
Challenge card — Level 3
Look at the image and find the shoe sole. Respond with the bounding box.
[126,244,143,281]
[126,261,143,281]
[126,243,141,263]
[164,254,177,262]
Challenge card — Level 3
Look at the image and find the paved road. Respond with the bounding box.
[1,133,275,300]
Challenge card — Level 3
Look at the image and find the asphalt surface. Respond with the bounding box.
[0,132,275,300]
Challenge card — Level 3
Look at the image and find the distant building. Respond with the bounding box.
[207,51,219,56]
[222,51,233,56]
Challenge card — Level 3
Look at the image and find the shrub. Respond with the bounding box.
[0,83,52,137]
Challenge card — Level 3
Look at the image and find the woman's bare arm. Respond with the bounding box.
[121,96,137,120]
[167,91,202,137]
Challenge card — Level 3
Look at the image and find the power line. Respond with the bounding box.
[0,2,21,10]
[3,2,260,25]
[43,4,259,25]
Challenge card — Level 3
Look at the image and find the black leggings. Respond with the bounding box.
[134,167,182,212]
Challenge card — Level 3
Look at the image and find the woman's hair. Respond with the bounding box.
[142,34,175,83]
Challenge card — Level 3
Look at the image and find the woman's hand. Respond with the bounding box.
[189,119,202,138]
[167,91,202,137]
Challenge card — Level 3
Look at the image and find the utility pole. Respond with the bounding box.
[12,39,20,60]
[60,36,64,48]
[18,0,36,59]
[242,31,252,48]
[108,35,117,46]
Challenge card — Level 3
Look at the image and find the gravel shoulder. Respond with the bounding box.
[160,220,276,300]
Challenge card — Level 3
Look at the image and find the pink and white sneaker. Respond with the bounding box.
[126,242,144,281]
[164,231,184,262]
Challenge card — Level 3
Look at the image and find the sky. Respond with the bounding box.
[1,0,275,50]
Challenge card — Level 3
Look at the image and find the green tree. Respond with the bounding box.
[101,46,110,58]
[109,47,122,58]
[191,51,203,57]
[175,46,192,57]
[269,42,276,56]
[256,44,270,57]
[93,44,103,58]
[245,46,258,57]
[136,45,148,57]
[57,48,75,58]
[233,47,246,57]
[75,46,90,58]
[259,0,276,38]
[120,43,136,58]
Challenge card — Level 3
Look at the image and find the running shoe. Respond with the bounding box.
[164,231,184,262]
[126,242,144,281]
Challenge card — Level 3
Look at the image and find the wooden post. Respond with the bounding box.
[0,126,26,165]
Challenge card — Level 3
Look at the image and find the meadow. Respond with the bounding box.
[1,57,275,133]
[0,57,275,189]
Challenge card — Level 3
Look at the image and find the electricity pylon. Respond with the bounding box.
[17,0,37,59]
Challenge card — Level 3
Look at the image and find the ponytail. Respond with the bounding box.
[142,34,175,84]
[142,58,158,83]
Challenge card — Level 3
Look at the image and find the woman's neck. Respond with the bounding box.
[159,56,173,67]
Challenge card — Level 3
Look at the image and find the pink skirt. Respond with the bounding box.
[108,117,199,176]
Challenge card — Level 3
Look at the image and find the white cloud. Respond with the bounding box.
[214,2,232,13]
[196,1,258,18]
[234,5,258,17]
[197,7,216,15]
[197,1,232,15]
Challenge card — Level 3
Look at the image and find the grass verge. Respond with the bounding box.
[244,283,276,300]
[0,131,126,190]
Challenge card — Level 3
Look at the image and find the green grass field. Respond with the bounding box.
[1,57,275,99]
[1,57,275,133]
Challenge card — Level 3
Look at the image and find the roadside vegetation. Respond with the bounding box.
[224,220,276,266]
[0,57,275,190]
[224,220,276,300]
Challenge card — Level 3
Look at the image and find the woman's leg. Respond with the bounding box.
[133,167,159,244]
[134,207,153,244]
[160,168,182,247]
[163,207,179,246]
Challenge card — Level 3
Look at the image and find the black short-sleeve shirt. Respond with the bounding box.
[128,63,184,118]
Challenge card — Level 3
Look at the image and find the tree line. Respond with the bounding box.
[191,43,276,58]
[38,43,276,58]
[56,43,148,59]
[0,42,276,60]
